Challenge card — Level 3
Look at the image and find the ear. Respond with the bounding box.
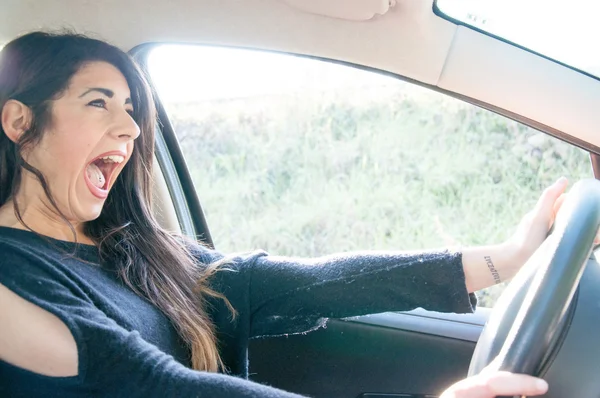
[1,99,32,144]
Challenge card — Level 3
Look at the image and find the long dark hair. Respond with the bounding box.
[0,30,234,371]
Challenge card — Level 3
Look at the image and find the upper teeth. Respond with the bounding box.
[99,155,125,163]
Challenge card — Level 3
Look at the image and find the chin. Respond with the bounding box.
[78,205,105,223]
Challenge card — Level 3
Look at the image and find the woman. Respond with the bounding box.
[0,31,557,397]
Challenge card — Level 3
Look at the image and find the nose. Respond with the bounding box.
[110,109,141,141]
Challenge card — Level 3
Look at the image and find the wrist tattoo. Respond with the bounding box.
[484,256,502,284]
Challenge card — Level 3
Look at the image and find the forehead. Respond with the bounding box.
[67,61,132,99]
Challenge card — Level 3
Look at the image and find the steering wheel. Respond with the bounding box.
[468,179,600,389]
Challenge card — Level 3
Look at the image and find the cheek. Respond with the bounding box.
[36,119,101,178]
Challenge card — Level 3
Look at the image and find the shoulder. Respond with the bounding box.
[0,237,52,280]
[186,241,270,296]
[0,228,63,264]
[0,235,94,317]
[0,236,70,283]
[184,238,268,271]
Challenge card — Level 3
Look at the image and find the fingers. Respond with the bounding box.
[535,177,568,216]
[547,184,600,245]
[440,371,549,398]
[550,193,567,228]
[547,183,600,246]
[530,177,568,231]
[485,371,548,396]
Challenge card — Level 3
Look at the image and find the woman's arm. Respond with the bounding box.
[462,176,569,292]
[461,243,517,292]
[241,248,476,337]
[204,178,569,338]
[0,249,304,398]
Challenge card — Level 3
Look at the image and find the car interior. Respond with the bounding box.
[3,0,600,397]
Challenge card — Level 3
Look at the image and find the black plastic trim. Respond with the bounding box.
[129,46,214,247]
[153,127,196,236]
[591,153,600,179]
[537,287,580,377]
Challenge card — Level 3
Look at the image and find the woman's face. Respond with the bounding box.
[19,61,140,228]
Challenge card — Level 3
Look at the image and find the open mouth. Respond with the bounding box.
[85,154,125,194]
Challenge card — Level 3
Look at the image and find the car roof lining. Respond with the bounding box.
[2,0,596,148]
[439,26,600,151]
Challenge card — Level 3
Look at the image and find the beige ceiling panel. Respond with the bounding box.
[280,0,395,21]
[438,27,600,148]
[1,0,455,85]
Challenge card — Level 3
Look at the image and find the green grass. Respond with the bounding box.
[164,82,591,307]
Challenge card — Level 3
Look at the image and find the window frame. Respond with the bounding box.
[131,41,599,248]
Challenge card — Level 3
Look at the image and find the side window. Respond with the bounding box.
[147,45,591,307]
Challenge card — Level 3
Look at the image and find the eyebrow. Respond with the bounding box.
[79,87,132,105]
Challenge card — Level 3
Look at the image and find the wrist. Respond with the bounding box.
[496,241,526,281]
[501,239,530,272]
[462,243,522,293]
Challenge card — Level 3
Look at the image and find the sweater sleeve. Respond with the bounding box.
[0,245,304,398]
[198,246,477,338]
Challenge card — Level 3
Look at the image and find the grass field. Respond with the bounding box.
[164,81,591,306]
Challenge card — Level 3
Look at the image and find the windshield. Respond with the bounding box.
[436,0,600,78]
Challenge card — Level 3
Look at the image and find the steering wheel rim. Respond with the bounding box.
[469,179,600,377]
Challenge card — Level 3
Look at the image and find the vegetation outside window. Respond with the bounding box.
[148,45,591,307]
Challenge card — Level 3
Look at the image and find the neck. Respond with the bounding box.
[0,199,94,245]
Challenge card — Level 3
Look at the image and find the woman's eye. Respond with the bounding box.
[88,99,107,109]
[89,99,134,117]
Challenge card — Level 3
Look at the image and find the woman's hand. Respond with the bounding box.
[505,177,569,271]
[462,177,569,292]
[439,370,548,398]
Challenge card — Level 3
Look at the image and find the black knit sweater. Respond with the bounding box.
[0,226,476,397]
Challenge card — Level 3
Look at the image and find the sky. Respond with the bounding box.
[147,45,392,103]
[148,0,600,102]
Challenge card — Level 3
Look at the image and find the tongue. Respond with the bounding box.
[86,163,106,189]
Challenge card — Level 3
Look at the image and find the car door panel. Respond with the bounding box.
[249,310,488,397]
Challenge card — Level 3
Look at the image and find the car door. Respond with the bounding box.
[133,44,592,398]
